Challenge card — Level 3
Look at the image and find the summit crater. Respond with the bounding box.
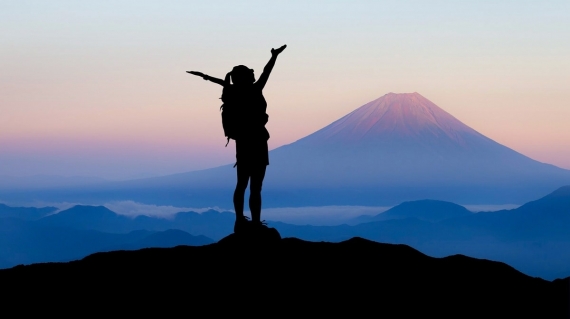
[300,92,481,147]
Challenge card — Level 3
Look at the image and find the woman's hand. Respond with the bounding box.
[271,45,287,56]
[187,71,208,80]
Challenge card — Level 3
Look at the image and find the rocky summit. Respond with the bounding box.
[1,235,568,317]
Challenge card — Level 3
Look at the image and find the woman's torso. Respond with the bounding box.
[232,83,270,165]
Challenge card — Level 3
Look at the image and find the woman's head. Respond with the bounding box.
[231,65,255,85]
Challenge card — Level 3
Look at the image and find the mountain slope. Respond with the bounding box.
[268,93,568,188]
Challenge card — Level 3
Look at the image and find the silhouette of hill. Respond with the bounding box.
[0,217,149,265]
[352,199,472,224]
[0,215,213,267]
[273,186,570,279]
[0,237,567,316]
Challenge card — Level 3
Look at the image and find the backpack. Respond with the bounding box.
[220,85,240,146]
[219,85,269,146]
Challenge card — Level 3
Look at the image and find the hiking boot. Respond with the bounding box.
[234,215,251,234]
[251,220,269,231]
[251,221,282,241]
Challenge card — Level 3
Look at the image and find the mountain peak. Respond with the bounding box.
[300,92,481,146]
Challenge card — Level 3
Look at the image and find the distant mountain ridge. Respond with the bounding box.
[37,205,235,239]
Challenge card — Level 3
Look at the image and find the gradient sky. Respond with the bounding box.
[1,1,569,179]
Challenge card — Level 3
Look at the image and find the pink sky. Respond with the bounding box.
[1,1,569,179]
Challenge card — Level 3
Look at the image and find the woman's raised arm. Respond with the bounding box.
[256,45,286,90]
[186,71,226,86]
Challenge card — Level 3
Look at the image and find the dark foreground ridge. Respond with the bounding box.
[1,235,568,317]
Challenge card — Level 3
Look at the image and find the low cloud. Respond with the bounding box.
[101,203,390,224]
[103,201,226,219]
[15,200,228,219]
[4,200,516,225]
[464,204,520,212]
[258,206,391,226]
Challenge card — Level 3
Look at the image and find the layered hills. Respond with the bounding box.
[2,186,570,279]
[0,206,214,268]
[274,186,570,279]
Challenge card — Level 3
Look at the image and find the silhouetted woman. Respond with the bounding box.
[187,45,286,233]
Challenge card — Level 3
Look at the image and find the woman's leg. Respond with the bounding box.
[249,165,267,223]
[234,164,250,219]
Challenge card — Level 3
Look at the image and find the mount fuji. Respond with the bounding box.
[16,92,570,207]
[257,92,570,205]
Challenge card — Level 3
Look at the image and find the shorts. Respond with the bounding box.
[235,138,269,167]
